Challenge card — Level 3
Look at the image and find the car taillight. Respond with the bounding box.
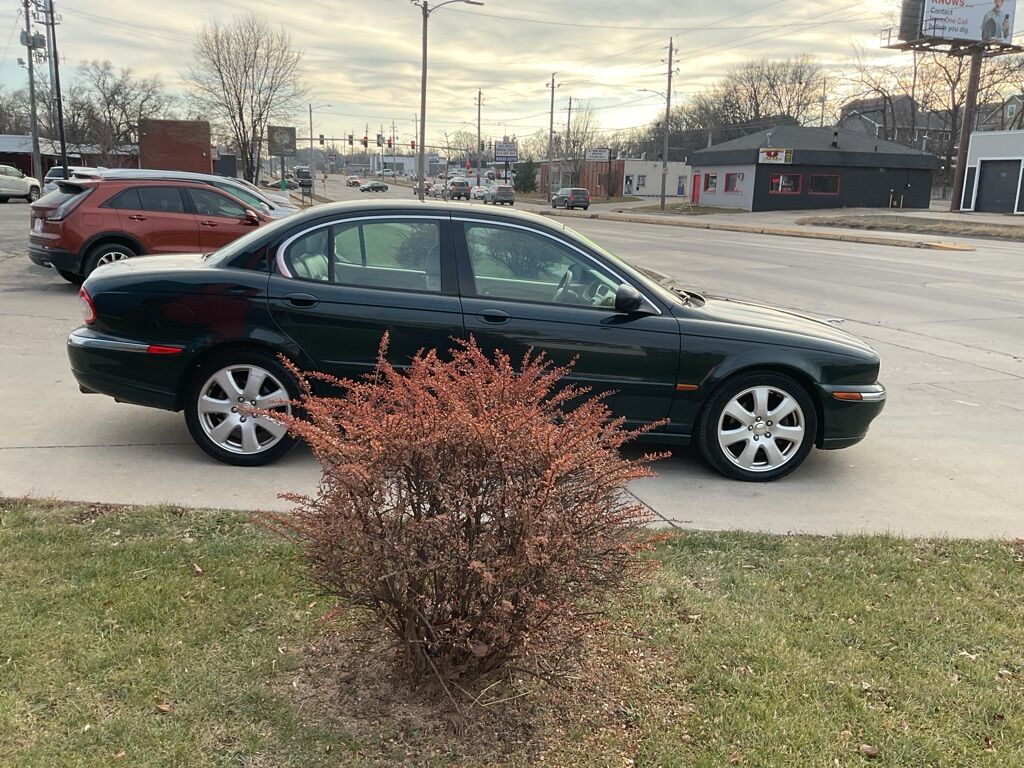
[79,287,96,324]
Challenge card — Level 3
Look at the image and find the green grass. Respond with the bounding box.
[2,499,1022,767]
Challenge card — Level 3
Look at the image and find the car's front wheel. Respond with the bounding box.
[26,187,40,202]
[184,351,298,466]
[697,371,816,482]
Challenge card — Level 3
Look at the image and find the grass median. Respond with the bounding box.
[2,497,1021,766]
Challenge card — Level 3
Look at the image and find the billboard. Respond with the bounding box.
[494,140,518,162]
[585,148,611,161]
[920,0,1016,43]
[268,126,297,157]
[758,148,793,164]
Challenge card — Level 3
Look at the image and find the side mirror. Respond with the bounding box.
[614,283,646,314]
[259,201,271,212]
[243,209,261,225]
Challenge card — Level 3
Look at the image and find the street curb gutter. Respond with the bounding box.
[540,209,975,252]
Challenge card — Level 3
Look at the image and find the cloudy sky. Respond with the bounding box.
[2,0,947,146]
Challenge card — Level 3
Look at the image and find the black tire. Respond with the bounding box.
[27,187,40,202]
[551,201,557,208]
[84,242,137,277]
[696,371,817,482]
[582,206,589,211]
[184,350,300,467]
[0,197,8,204]
[56,269,85,285]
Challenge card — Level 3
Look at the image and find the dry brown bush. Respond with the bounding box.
[257,338,662,692]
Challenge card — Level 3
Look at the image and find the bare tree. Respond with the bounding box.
[184,13,306,182]
[0,86,30,134]
[564,101,600,185]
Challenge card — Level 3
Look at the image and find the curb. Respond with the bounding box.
[540,209,975,251]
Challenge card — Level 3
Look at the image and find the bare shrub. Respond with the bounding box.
[258,339,661,689]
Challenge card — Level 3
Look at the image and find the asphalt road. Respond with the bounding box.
[2,197,1021,537]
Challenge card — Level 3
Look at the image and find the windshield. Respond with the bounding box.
[212,181,267,209]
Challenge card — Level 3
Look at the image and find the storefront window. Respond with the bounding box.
[724,173,742,193]
[808,175,840,195]
[769,173,801,194]
[704,173,718,193]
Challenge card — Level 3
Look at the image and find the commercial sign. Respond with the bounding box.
[494,140,518,163]
[920,0,1016,43]
[268,126,297,157]
[758,148,794,164]
[585,147,611,162]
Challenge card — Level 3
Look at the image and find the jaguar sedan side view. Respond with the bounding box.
[67,201,885,481]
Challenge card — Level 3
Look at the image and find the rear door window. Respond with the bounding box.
[138,187,187,213]
[103,187,143,210]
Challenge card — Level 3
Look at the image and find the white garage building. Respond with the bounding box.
[961,131,1024,214]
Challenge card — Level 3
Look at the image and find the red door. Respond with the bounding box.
[185,186,261,250]
[692,174,700,205]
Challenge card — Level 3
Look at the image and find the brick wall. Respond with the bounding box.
[138,120,212,173]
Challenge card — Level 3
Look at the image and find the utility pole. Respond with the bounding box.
[546,73,559,194]
[475,89,483,186]
[820,75,828,128]
[565,96,572,186]
[417,1,429,200]
[22,0,42,182]
[660,37,674,212]
[43,0,68,178]
[951,49,983,212]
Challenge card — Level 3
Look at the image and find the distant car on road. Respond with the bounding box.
[448,178,471,200]
[484,184,515,205]
[28,178,269,283]
[294,166,313,188]
[379,169,395,178]
[470,185,488,200]
[0,163,42,203]
[346,176,363,187]
[551,187,591,210]
[360,181,389,192]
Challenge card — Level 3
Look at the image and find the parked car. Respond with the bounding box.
[67,200,885,478]
[359,181,389,192]
[28,178,270,284]
[264,177,299,191]
[0,164,42,203]
[470,185,488,200]
[448,178,471,200]
[551,187,591,210]
[346,176,363,187]
[484,184,515,205]
[44,166,98,192]
[91,168,299,220]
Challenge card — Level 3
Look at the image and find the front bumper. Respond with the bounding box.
[818,383,886,450]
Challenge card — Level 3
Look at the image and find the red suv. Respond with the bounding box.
[29,178,270,283]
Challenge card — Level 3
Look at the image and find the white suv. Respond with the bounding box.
[0,164,42,203]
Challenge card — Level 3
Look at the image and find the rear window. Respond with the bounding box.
[571,188,589,195]
[36,185,88,207]
[497,185,512,192]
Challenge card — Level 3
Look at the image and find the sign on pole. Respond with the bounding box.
[494,140,518,163]
[268,126,297,157]
[585,148,611,162]
[920,0,1016,43]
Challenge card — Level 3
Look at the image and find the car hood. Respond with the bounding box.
[682,295,876,356]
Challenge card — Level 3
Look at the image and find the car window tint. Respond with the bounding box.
[464,223,618,308]
[103,187,143,210]
[190,187,245,218]
[284,228,330,282]
[333,220,442,292]
[137,186,186,213]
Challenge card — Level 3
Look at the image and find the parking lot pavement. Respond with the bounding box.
[2,202,1021,537]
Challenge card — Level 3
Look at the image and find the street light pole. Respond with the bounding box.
[412,0,484,201]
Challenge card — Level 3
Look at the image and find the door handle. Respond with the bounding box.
[284,293,318,308]
[127,215,147,221]
[478,309,510,324]
[200,220,218,227]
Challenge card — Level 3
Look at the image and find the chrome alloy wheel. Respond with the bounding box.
[196,364,291,455]
[716,385,806,473]
[96,250,132,266]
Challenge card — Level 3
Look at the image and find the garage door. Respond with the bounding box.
[974,160,1021,213]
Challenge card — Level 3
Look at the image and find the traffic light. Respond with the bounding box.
[347,134,353,147]
[319,134,324,146]
[361,136,368,148]
[387,137,392,149]
[410,139,416,150]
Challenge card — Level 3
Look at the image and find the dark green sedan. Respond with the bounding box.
[68,201,885,481]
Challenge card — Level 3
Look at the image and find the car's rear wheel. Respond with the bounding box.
[697,371,816,482]
[184,351,298,466]
[56,268,84,285]
[85,243,137,276]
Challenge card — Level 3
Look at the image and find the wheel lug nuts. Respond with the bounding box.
[231,407,237,413]
[767,421,773,426]
[766,432,771,438]
[748,425,753,431]
[251,400,257,406]
[237,397,244,402]
[754,436,759,441]
[240,417,247,423]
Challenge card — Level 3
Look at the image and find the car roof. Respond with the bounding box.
[97,168,247,185]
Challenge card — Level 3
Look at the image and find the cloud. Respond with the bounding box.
[1,0,893,145]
